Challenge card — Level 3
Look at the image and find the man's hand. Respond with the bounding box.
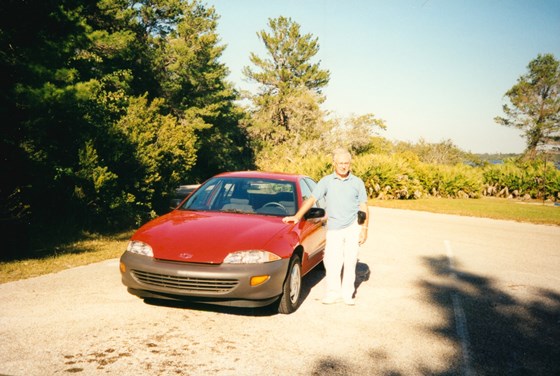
[282,197,316,225]
[282,216,300,224]
[359,227,368,245]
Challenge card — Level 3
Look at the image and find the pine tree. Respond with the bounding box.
[243,16,330,152]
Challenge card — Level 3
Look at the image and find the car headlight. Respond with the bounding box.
[126,240,153,257]
[223,250,281,264]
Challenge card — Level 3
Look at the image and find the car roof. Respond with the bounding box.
[214,171,305,182]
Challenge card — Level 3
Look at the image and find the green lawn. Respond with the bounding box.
[0,232,132,284]
[369,197,560,226]
[2,197,559,284]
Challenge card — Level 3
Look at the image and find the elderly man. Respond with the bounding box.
[283,148,369,305]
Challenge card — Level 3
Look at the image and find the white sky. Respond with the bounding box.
[205,0,560,153]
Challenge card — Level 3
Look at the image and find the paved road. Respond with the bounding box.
[1,207,559,375]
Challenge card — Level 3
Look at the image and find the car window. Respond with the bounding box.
[182,178,222,210]
[300,178,313,202]
[302,177,326,209]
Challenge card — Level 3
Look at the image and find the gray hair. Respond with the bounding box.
[332,148,352,161]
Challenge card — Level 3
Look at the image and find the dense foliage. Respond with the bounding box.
[482,159,560,200]
[1,0,251,257]
[284,147,559,202]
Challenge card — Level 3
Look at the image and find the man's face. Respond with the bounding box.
[334,154,351,178]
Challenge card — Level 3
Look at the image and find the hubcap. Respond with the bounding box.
[289,264,301,304]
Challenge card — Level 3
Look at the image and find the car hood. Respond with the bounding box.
[131,210,291,264]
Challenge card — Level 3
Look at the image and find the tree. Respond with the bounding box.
[93,0,251,181]
[394,139,466,165]
[244,16,330,96]
[243,16,330,146]
[328,113,387,154]
[495,53,560,159]
[0,0,98,238]
[0,0,250,257]
[153,1,252,179]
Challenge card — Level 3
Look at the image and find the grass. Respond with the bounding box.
[0,231,132,284]
[1,197,559,284]
[369,197,560,226]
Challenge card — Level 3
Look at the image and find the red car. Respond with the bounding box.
[120,171,326,314]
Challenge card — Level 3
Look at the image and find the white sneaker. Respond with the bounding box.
[344,299,355,306]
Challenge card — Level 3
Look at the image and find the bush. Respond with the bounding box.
[256,149,558,202]
[415,163,483,198]
[254,145,331,181]
[483,160,560,201]
[353,154,423,199]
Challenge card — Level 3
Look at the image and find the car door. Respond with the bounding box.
[298,177,326,275]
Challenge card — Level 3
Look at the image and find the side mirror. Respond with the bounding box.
[169,199,181,210]
[304,207,325,220]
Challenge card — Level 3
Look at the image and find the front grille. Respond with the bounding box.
[131,269,239,293]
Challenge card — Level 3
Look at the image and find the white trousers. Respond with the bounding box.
[323,223,361,300]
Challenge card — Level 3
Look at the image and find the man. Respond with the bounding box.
[283,148,369,305]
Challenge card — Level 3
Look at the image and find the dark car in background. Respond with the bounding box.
[169,184,200,210]
[120,171,326,314]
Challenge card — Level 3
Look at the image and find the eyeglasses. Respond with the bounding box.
[335,161,351,166]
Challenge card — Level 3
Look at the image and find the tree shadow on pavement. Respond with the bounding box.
[308,256,559,375]
[418,255,560,375]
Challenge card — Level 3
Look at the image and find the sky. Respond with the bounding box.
[205,0,560,154]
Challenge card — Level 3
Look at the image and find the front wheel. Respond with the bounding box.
[278,255,302,314]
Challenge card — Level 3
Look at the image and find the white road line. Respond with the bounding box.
[445,240,476,376]
[452,293,475,376]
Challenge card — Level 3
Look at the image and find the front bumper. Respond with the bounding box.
[120,251,290,308]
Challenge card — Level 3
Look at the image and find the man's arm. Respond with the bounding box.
[282,196,317,224]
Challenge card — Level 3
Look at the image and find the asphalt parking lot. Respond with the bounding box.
[1,207,559,375]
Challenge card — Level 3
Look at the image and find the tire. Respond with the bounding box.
[278,255,302,314]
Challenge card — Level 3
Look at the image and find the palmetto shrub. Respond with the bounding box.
[259,150,558,201]
[352,154,423,199]
[255,145,331,181]
[415,163,483,198]
[541,163,560,201]
[483,160,560,200]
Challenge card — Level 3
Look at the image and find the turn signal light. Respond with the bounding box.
[119,262,126,273]
[250,275,270,286]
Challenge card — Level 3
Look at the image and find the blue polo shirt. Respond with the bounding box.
[312,172,367,230]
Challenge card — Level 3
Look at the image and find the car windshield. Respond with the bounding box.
[180,177,297,216]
